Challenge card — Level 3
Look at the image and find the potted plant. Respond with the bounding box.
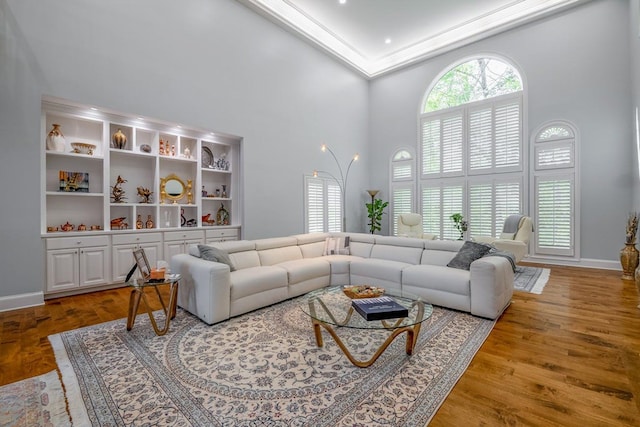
[366,198,389,234]
[450,213,468,240]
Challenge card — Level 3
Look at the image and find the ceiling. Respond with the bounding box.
[238,0,586,78]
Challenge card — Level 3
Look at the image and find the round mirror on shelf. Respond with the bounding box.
[160,174,186,204]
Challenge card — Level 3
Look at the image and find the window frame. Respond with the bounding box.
[303,175,342,233]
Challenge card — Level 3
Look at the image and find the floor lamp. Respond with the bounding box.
[313,144,359,232]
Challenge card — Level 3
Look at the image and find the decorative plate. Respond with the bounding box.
[343,285,385,299]
[201,146,213,168]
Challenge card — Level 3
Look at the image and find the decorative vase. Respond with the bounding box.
[146,215,154,229]
[221,185,227,198]
[136,214,143,230]
[620,243,639,280]
[112,128,127,149]
[46,124,66,152]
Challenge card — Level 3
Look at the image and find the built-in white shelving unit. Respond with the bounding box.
[41,97,243,296]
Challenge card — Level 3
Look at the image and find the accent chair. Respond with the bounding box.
[474,215,533,263]
[397,213,438,240]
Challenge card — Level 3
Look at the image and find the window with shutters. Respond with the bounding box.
[304,175,342,233]
[533,122,578,257]
[419,57,524,240]
[390,149,415,235]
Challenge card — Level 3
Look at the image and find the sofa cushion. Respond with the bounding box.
[403,265,471,296]
[370,244,423,265]
[292,232,330,245]
[230,266,288,300]
[258,246,303,266]
[447,241,492,270]
[299,241,325,258]
[275,258,330,284]
[254,237,298,250]
[229,251,261,270]
[350,258,412,284]
[197,245,236,271]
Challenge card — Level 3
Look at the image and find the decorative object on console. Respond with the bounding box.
[71,142,96,155]
[146,215,154,229]
[160,174,186,204]
[202,186,207,197]
[221,184,227,198]
[110,217,128,230]
[111,128,127,149]
[110,175,127,203]
[365,191,388,234]
[202,213,216,226]
[77,223,87,231]
[450,213,468,240]
[183,147,191,159]
[215,188,220,197]
[171,144,176,157]
[59,171,89,193]
[313,144,359,232]
[136,215,143,230]
[181,209,186,227]
[216,203,230,225]
[159,139,165,155]
[46,123,66,152]
[136,186,153,203]
[60,221,74,232]
[621,211,639,280]
[186,218,197,227]
[91,224,102,231]
[201,146,213,168]
[47,226,58,232]
[140,144,151,153]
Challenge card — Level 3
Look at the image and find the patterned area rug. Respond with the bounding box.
[50,298,495,426]
[0,370,71,427]
[514,266,550,294]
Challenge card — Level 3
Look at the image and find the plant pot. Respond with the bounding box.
[620,243,639,280]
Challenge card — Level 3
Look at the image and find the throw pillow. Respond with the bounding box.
[323,236,351,256]
[447,241,492,270]
[197,245,236,271]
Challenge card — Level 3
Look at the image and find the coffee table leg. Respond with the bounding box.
[126,289,142,331]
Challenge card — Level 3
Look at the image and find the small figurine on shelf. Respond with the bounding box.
[215,188,220,197]
[221,185,227,198]
[137,186,153,204]
[112,128,127,149]
[202,213,216,225]
[146,215,154,229]
[159,139,165,156]
[186,218,197,227]
[110,217,128,230]
[110,175,127,203]
[216,203,230,225]
[171,144,176,157]
[184,147,191,159]
[181,208,186,227]
[202,186,207,197]
[136,215,143,230]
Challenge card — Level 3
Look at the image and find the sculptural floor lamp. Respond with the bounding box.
[313,144,359,232]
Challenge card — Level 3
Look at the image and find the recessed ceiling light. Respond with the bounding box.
[385,38,391,44]
[339,0,346,4]
[90,107,98,111]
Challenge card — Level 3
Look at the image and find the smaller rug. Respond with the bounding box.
[0,370,71,427]
[514,266,550,294]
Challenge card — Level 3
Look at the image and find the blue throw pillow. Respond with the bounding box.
[197,245,236,271]
[447,241,492,270]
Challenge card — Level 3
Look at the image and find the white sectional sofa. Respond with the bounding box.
[171,232,514,325]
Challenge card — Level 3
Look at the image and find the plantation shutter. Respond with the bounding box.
[468,107,492,171]
[536,176,573,254]
[421,119,440,175]
[533,123,576,257]
[304,176,343,233]
[421,183,463,240]
[494,181,521,233]
[421,187,441,237]
[305,177,324,233]
[327,182,342,233]
[421,109,463,177]
[391,186,413,235]
[468,183,493,237]
[494,100,521,169]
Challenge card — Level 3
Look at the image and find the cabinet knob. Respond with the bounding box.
[77,241,81,245]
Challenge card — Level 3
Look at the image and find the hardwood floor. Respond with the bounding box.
[1,264,639,425]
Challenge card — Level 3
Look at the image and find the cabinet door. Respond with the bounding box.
[112,244,137,282]
[163,241,185,262]
[184,237,204,253]
[47,249,79,292]
[141,241,162,269]
[80,246,110,287]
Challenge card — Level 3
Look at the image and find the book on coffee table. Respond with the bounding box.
[351,296,409,321]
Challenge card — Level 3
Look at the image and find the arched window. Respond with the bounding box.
[419,56,525,240]
[532,122,578,257]
[389,149,415,235]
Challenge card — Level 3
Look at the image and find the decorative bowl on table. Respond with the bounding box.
[71,142,96,155]
[342,285,385,299]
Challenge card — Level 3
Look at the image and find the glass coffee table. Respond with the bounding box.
[126,274,181,336]
[300,285,433,368]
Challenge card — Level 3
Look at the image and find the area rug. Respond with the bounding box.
[0,370,71,427]
[514,266,550,294]
[50,296,495,426]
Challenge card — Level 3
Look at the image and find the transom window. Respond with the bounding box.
[419,56,524,240]
[390,149,416,235]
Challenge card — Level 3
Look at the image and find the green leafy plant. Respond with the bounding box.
[450,213,468,240]
[366,198,389,234]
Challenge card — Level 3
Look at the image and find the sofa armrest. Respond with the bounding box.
[469,256,514,319]
[489,240,527,263]
[171,253,231,325]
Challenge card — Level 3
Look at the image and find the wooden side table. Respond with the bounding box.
[126,274,181,336]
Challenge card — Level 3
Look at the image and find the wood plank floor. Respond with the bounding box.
[1,264,639,426]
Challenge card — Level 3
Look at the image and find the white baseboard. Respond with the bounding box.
[0,291,44,312]
[524,256,621,271]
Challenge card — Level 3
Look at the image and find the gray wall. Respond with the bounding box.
[0,0,369,299]
[368,0,633,262]
[631,0,640,211]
